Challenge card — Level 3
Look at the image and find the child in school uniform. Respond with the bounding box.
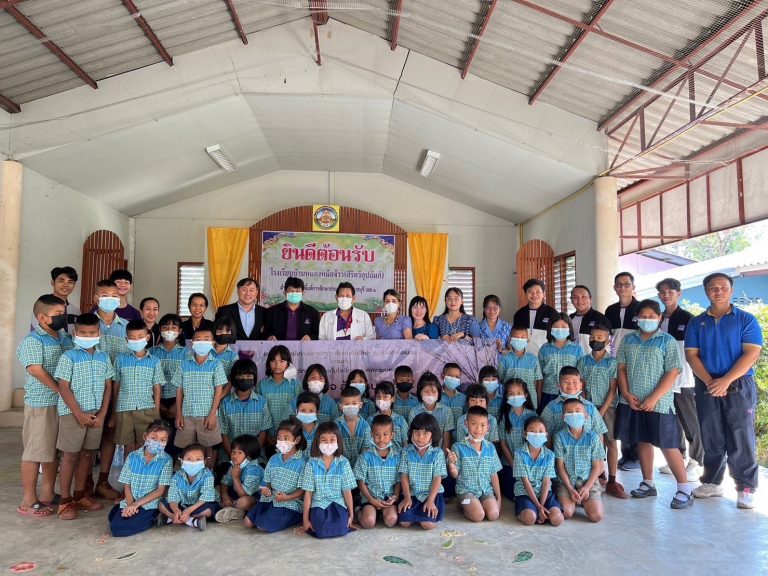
[577,323,626,499]
[478,365,504,420]
[513,417,563,526]
[345,369,376,420]
[454,384,500,444]
[369,381,408,449]
[541,366,608,439]
[113,320,164,454]
[336,386,372,469]
[497,379,538,501]
[393,365,418,418]
[615,299,691,509]
[158,443,220,530]
[538,313,585,411]
[295,391,321,447]
[498,326,543,412]
[554,399,606,523]
[397,413,447,530]
[16,294,71,517]
[446,406,503,522]
[173,328,228,465]
[299,422,357,539]
[54,313,115,520]
[246,417,307,532]
[108,420,174,536]
[355,414,402,528]
[212,316,239,393]
[290,363,338,422]
[408,372,455,448]
[151,314,188,425]
[440,362,467,424]
[258,345,302,443]
[215,434,264,523]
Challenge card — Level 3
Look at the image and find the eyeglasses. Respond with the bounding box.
[614,282,633,288]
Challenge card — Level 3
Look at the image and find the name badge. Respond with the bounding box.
[678,324,686,331]
[543,318,550,323]
[304,319,311,325]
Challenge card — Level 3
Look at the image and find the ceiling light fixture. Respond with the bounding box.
[419,149,440,178]
[205,144,237,172]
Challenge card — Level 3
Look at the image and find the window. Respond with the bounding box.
[177,262,205,317]
[447,267,475,316]
[553,252,576,314]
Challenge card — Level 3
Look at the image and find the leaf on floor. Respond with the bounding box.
[116,552,137,560]
[383,556,413,567]
[441,539,454,549]
[514,551,533,563]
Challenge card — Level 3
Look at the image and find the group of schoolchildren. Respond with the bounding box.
[17,272,694,540]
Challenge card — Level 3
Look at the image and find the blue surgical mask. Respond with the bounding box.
[551,327,570,341]
[483,380,499,394]
[144,439,166,455]
[443,376,461,390]
[507,395,526,408]
[74,336,100,350]
[286,292,303,304]
[509,337,528,351]
[296,412,317,424]
[560,391,582,400]
[98,296,120,313]
[637,319,659,333]
[181,460,205,476]
[564,412,585,430]
[350,382,366,395]
[526,432,548,448]
[127,338,147,352]
[192,341,214,356]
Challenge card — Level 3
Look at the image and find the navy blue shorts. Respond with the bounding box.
[515,492,561,517]
[615,403,680,449]
[398,494,445,524]
[308,502,350,539]
[442,475,456,498]
[108,504,158,537]
[498,464,516,501]
[246,501,302,533]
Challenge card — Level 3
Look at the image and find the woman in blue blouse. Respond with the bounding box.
[374,289,413,340]
[408,296,439,340]
[476,294,512,352]
[433,287,478,342]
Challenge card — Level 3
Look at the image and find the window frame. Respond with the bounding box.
[177,261,205,317]
[552,251,576,314]
[447,266,476,317]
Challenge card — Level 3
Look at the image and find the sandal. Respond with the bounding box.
[17,503,53,517]
[58,502,78,520]
[670,490,694,510]
[73,496,104,512]
[630,481,658,498]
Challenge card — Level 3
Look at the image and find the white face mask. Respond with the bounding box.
[422,395,438,406]
[284,364,298,380]
[307,380,325,394]
[337,297,353,311]
[375,399,392,412]
[161,330,179,342]
[412,439,431,451]
[384,302,399,315]
[319,442,338,456]
[275,440,295,455]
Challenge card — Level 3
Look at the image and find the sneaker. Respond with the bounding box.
[606,480,629,499]
[196,517,207,531]
[215,507,245,523]
[620,460,641,471]
[658,464,672,474]
[737,488,755,509]
[670,491,694,509]
[95,482,121,501]
[686,461,702,481]
[630,482,657,498]
[692,483,723,499]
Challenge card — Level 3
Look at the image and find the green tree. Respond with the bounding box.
[745,304,768,466]
[664,229,750,261]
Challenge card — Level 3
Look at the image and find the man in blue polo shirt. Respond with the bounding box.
[684,273,763,509]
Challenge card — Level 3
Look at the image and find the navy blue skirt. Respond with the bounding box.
[615,403,680,449]
[108,504,158,537]
[442,475,456,498]
[498,464,516,502]
[309,502,350,539]
[247,501,303,533]
[398,494,445,524]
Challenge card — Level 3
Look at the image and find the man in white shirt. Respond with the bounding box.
[319,282,375,340]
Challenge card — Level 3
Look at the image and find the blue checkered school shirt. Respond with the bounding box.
[17,326,72,407]
[114,351,165,412]
[554,428,606,486]
[336,415,372,468]
[576,353,618,408]
[441,390,467,423]
[539,341,585,395]
[354,446,401,502]
[408,403,455,446]
[499,408,538,464]
[498,351,542,410]
[171,355,228,418]
[150,344,189,399]
[118,448,173,509]
[167,467,219,506]
[221,460,264,496]
[262,450,307,512]
[98,315,129,363]
[541,396,607,437]
[452,439,502,498]
[258,377,302,434]
[367,412,409,448]
[218,390,273,440]
[211,346,239,379]
[54,347,115,416]
[513,444,556,497]
[397,445,447,502]
[455,413,499,443]
[299,456,357,509]
[393,394,419,418]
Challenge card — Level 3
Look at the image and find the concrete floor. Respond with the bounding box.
[1,428,767,576]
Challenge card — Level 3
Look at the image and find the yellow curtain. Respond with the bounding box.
[207,228,249,310]
[408,233,448,316]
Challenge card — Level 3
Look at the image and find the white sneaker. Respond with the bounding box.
[692,483,724,499]
[685,461,702,481]
[658,464,672,474]
[737,488,755,509]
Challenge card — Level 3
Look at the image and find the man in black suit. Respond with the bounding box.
[214,277,266,340]
[265,276,320,341]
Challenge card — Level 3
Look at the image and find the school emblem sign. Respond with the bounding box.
[312,204,340,232]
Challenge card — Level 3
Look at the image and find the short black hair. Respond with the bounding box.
[277,417,307,451]
[442,362,460,375]
[590,322,612,335]
[524,415,547,434]
[230,359,257,381]
[374,381,395,397]
[637,299,662,316]
[188,292,208,308]
[477,365,499,382]
[296,391,320,410]
[501,378,536,432]
[33,294,66,317]
[284,277,305,291]
[523,278,545,292]
[371,414,394,432]
[408,413,441,447]
[231,434,260,460]
[547,312,575,343]
[237,278,259,289]
[310,422,344,458]
[75,312,100,327]
[344,369,369,396]
[139,297,159,310]
[464,383,486,400]
[213,315,235,333]
[614,271,634,283]
[394,365,413,378]
[656,278,682,292]
[571,284,592,297]
[340,386,362,400]
[562,398,585,412]
[511,324,529,334]
[126,319,148,333]
[703,272,733,288]
[303,364,329,394]
[559,366,581,379]
[95,279,117,291]
[109,269,133,283]
[51,266,78,282]
[416,371,441,402]
[336,282,355,296]
[192,327,214,339]
[145,419,172,436]
[158,313,183,329]
[180,443,206,459]
[466,405,489,420]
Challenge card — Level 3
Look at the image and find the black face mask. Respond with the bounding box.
[234,378,254,392]
[396,382,413,394]
[215,334,236,345]
[589,340,607,352]
[47,314,67,332]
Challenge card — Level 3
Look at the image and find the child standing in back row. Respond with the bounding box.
[259,346,302,442]
[538,314,584,411]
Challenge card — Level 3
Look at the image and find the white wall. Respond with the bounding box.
[13,167,129,401]
[133,170,518,322]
